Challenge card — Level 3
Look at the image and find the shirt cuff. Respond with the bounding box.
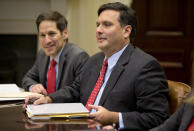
[119,112,124,129]
[28,85,35,91]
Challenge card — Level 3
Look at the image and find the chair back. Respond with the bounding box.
[168,80,191,114]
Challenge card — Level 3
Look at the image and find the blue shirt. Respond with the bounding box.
[91,44,128,129]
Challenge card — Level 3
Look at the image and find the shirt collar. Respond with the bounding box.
[49,47,64,64]
[105,44,128,69]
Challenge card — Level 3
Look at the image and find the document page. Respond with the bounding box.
[0,84,36,101]
[0,84,21,93]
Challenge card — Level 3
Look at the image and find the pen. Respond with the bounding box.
[28,97,39,104]
[15,97,39,105]
[15,101,25,105]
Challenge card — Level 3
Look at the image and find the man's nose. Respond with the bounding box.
[96,25,103,33]
[45,35,52,43]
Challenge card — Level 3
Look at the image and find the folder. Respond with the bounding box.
[26,103,89,120]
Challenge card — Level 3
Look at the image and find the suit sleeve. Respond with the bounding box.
[149,103,185,131]
[21,52,42,91]
[49,51,89,102]
[122,60,169,130]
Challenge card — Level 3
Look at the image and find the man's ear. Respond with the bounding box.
[123,25,132,39]
[62,28,68,40]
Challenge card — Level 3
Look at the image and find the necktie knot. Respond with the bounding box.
[100,59,108,77]
[51,59,56,67]
[103,59,108,67]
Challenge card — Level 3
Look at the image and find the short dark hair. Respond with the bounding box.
[98,2,137,41]
[36,11,68,33]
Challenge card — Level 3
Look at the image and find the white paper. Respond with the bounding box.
[0,92,37,98]
[0,84,32,101]
[0,84,22,93]
[0,98,25,101]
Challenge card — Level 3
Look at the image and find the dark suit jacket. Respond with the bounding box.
[150,103,194,131]
[22,42,89,91]
[50,44,169,130]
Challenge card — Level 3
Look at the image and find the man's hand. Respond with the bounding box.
[102,125,116,130]
[29,84,47,95]
[23,94,53,109]
[89,105,119,125]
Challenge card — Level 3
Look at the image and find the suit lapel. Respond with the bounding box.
[85,54,105,100]
[40,54,49,87]
[56,44,68,89]
[99,44,134,105]
[99,64,125,105]
[56,53,66,89]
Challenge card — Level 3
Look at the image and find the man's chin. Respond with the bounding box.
[45,51,55,57]
[98,45,104,50]
[98,42,106,49]
[98,44,109,50]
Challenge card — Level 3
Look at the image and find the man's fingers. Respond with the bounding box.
[89,105,102,118]
[33,95,49,105]
[30,87,41,94]
[89,111,100,119]
[40,88,48,95]
[25,94,42,104]
[30,84,47,95]
[102,125,114,130]
[25,95,35,104]
[23,95,37,109]
[37,85,47,95]
[33,98,43,105]
[25,96,30,104]
[88,104,100,110]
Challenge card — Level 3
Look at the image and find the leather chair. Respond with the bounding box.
[168,80,191,114]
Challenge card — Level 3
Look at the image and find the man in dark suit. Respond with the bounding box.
[150,103,194,131]
[25,2,169,130]
[150,89,194,131]
[22,11,89,95]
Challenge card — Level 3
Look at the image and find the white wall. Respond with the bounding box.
[0,0,50,34]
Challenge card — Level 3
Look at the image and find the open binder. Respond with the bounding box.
[26,103,89,120]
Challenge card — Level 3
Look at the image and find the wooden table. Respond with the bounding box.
[0,102,98,131]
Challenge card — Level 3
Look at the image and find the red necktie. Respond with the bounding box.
[85,59,108,111]
[47,59,56,94]
[187,118,194,131]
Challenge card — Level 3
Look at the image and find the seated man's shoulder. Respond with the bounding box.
[88,52,104,63]
[132,47,160,66]
[81,52,104,70]
[36,49,47,59]
[134,47,157,61]
[66,43,88,55]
